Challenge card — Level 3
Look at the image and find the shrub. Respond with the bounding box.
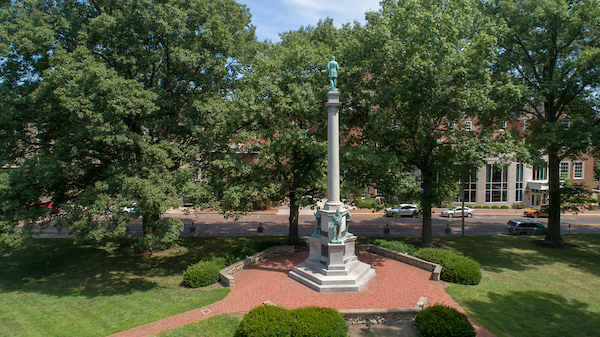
[491,205,499,209]
[371,239,418,255]
[232,239,283,259]
[511,202,527,209]
[183,259,225,288]
[291,306,348,337]
[415,248,481,285]
[415,304,475,337]
[237,304,296,337]
[500,205,509,209]
[482,205,491,209]
[354,198,378,209]
[474,205,482,209]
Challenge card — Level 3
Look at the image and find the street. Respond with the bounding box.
[89,212,600,239]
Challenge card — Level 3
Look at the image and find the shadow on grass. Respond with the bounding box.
[461,291,600,337]
[436,235,600,278]
[0,236,285,298]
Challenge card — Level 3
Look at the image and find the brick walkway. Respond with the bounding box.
[111,252,495,337]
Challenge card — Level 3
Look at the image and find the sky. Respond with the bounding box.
[237,0,382,42]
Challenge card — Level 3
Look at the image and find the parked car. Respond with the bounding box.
[506,219,548,235]
[523,205,548,218]
[440,206,474,218]
[385,204,420,217]
[122,202,141,216]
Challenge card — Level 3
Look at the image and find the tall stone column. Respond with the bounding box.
[289,88,375,292]
[325,90,342,210]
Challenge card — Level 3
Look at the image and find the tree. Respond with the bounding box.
[343,0,519,246]
[484,0,600,245]
[0,0,255,253]
[223,20,342,244]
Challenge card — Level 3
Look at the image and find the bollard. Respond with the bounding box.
[190,221,196,233]
[445,223,451,235]
[257,222,264,233]
[384,224,390,235]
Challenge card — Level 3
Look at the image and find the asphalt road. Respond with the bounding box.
[111,213,600,238]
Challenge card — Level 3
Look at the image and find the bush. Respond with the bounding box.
[491,205,499,209]
[354,198,378,209]
[415,304,475,337]
[371,239,418,255]
[183,259,225,288]
[232,239,283,259]
[474,205,482,209]
[500,205,509,209]
[237,304,296,337]
[415,248,481,285]
[291,306,348,337]
[482,205,491,209]
[511,202,527,209]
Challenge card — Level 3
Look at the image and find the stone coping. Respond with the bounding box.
[356,244,442,281]
[219,245,295,287]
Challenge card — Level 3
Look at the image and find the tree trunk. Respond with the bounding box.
[288,192,300,245]
[544,148,564,245]
[421,171,434,247]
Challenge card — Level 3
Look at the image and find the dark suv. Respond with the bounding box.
[506,219,548,235]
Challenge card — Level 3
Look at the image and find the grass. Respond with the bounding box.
[0,236,285,337]
[433,235,600,337]
[156,313,241,337]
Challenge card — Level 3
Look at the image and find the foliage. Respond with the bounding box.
[231,239,283,259]
[491,205,500,209]
[511,202,527,209]
[183,258,228,288]
[343,0,520,246]
[353,198,379,209]
[224,20,344,244]
[236,304,296,337]
[483,0,600,245]
[371,238,418,255]
[500,205,509,209]
[416,248,482,285]
[415,304,476,337]
[0,0,255,252]
[291,306,348,337]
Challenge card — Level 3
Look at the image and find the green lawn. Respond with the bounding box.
[3,235,599,337]
[436,235,600,337]
[0,237,284,337]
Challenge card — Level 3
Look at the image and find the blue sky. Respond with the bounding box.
[237,0,382,42]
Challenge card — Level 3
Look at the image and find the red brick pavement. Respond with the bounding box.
[111,252,495,337]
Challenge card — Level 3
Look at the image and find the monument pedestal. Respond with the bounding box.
[290,206,375,292]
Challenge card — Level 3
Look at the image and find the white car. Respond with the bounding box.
[441,206,474,218]
[385,204,420,217]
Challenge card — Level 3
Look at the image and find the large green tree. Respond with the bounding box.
[343,0,519,246]
[223,20,343,244]
[484,0,600,245]
[0,0,255,253]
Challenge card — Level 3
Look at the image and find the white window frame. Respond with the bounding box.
[573,161,584,179]
[464,121,472,131]
[560,162,570,179]
[523,120,527,131]
[500,121,507,130]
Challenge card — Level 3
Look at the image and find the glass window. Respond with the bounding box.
[573,161,584,179]
[560,162,569,179]
[486,164,508,202]
[515,163,524,202]
[464,121,472,131]
[533,166,548,181]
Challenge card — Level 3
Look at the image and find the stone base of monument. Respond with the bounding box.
[289,209,375,292]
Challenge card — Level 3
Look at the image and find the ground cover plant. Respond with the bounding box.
[415,304,475,337]
[0,236,284,336]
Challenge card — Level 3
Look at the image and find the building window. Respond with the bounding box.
[448,122,455,130]
[486,164,508,202]
[464,121,472,131]
[500,121,507,130]
[533,165,548,181]
[560,162,570,179]
[573,161,584,179]
[523,120,527,131]
[458,173,477,203]
[515,163,524,202]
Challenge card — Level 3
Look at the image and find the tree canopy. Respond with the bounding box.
[0,0,255,253]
